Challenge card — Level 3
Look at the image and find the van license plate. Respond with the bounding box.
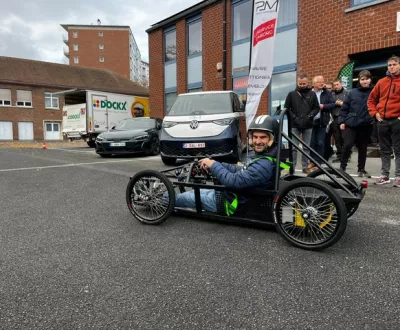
[110,142,126,147]
[183,143,205,149]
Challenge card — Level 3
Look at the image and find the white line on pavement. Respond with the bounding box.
[49,148,95,153]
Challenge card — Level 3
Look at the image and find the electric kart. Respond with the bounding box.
[126,109,368,251]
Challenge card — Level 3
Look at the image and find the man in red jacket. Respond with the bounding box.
[368,56,400,187]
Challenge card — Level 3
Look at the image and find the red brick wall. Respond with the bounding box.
[0,84,65,140]
[148,29,164,119]
[176,21,188,94]
[68,28,130,80]
[298,0,400,82]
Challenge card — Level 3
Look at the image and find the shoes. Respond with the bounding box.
[393,177,400,187]
[332,158,341,163]
[303,167,311,174]
[358,169,371,178]
[375,176,390,185]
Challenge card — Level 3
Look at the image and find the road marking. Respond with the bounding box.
[0,159,142,172]
[49,148,95,153]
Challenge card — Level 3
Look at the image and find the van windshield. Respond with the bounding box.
[167,93,233,116]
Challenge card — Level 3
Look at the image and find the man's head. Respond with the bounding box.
[312,76,325,91]
[325,82,333,91]
[297,73,308,90]
[248,115,279,153]
[387,56,400,75]
[133,105,145,117]
[332,78,343,92]
[358,70,372,88]
[251,130,272,153]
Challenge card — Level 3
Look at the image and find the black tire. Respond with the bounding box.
[99,153,112,158]
[126,170,175,225]
[87,141,96,148]
[147,139,160,156]
[161,155,176,166]
[274,178,347,251]
[307,168,359,218]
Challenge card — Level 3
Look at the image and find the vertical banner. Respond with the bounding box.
[337,61,355,90]
[245,0,280,128]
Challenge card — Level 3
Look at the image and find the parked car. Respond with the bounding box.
[95,117,162,157]
[160,91,245,165]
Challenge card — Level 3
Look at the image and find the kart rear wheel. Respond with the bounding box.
[274,178,347,251]
[307,168,359,218]
[126,170,175,225]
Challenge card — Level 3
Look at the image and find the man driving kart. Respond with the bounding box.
[175,115,286,215]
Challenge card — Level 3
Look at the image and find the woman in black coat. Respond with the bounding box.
[338,70,373,177]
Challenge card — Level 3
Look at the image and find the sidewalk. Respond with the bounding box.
[0,140,88,149]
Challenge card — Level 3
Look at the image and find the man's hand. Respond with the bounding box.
[376,113,383,122]
[340,124,345,130]
[319,104,324,110]
[335,100,343,106]
[200,158,216,170]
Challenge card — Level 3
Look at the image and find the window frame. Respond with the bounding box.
[232,0,252,45]
[73,44,78,51]
[99,56,104,63]
[72,31,78,38]
[187,15,202,58]
[44,92,59,109]
[351,0,378,6]
[0,89,11,107]
[164,89,178,115]
[164,27,177,63]
[99,44,104,50]
[98,31,103,37]
[73,56,79,64]
[16,90,33,108]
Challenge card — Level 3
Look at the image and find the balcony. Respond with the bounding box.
[63,34,68,45]
[63,47,69,58]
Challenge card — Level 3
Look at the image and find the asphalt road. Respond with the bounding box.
[0,146,399,330]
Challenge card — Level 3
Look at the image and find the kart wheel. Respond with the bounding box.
[307,168,359,218]
[274,178,347,251]
[126,170,175,225]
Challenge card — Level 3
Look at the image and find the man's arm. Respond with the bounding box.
[220,162,242,173]
[338,92,351,125]
[284,91,292,110]
[368,83,380,118]
[321,92,336,112]
[310,93,320,117]
[209,159,274,190]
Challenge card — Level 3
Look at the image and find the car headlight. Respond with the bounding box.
[162,121,178,128]
[132,134,149,141]
[213,119,233,126]
[96,136,105,141]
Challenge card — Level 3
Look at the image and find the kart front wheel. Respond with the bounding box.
[126,170,175,225]
[274,179,347,251]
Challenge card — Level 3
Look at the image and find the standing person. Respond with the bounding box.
[368,56,400,186]
[309,76,336,168]
[338,70,373,177]
[284,74,320,173]
[331,78,349,163]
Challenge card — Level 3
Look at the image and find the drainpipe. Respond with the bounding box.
[222,0,227,90]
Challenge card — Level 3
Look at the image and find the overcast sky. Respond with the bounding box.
[0,0,200,64]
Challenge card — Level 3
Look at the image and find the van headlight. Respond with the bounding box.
[213,119,233,126]
[132,134,149,141]
[162,121,178,128]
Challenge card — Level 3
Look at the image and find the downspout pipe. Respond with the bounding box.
[222,0,227,90]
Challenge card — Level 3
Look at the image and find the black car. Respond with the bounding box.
[95,117,162,157]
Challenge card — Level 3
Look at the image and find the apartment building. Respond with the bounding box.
[141,61,150,87]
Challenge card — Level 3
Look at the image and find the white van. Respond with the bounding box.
[159,91,245,165]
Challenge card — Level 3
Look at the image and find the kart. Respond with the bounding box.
[126,109,368,251]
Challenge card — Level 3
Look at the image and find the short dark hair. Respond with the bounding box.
[298,74,308,79]
[358,70,372,79]
[333,78,341,83]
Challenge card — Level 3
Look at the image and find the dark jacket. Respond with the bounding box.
[284,87,320,129]
[332,88,349,118]
[368,71,400,119]
[313,88,336,126]
[339,85,374,127]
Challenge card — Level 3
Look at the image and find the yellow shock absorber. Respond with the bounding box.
[294,202,306,228]
[319,204,334,229]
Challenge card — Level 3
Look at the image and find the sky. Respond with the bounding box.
[0,0,201,64]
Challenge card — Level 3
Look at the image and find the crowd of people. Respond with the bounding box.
[284,55,400,187]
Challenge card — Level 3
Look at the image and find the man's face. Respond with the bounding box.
[359,76,371,88]
[387,60,400,75]
[333,81,342,92]
[252,131,271,153]
[325,84,332,91]
[134,108,144,117]
[297,78,308,89]
[313,76,325,90]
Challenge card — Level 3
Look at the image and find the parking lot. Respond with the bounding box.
[1,146,399,329]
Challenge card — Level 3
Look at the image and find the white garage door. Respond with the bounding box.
[0,121,13,140]
[18,122,34,140]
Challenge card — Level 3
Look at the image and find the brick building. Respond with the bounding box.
[0,57,148,141]
[146,0,400,120]
[61,23,142,83]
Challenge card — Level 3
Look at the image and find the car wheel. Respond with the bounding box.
[87,141,96,148]
[147,139,160,156]
[161,155,176,166]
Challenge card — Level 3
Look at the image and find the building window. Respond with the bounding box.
[73,44,78,51]
[0,89,11,106]
[277,0,298,30]
[188,17,202,56]
[16,90,32,107]
[73,56,79,64]
[98,31,103,37]
[45,93,59,109]
[99,56,104,62]
[164,29,176,62]
[99,44,104,50]
[270,71,296,115]
[72,31,78,38]
[351,0,375,6]
[233,0,252,42]
[165,92,178,114]
[188,87,203,93]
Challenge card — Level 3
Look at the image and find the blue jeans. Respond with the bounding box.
[175,189,217,212]
[311,125,326,161]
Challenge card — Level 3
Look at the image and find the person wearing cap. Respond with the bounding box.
[174,115,283,215]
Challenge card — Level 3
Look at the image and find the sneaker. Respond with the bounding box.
[358,169,371,178]
[393,177,400,187]
[375,176,390,185]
